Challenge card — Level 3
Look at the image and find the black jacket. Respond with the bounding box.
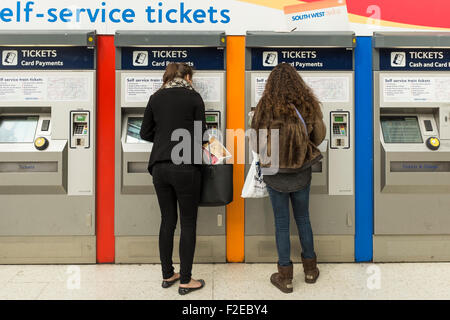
[140,87,207,174]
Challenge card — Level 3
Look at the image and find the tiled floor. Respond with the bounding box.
[1,263,450,300]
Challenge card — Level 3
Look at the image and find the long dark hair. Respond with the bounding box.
[253,63,321,129]
[162,62,193,85]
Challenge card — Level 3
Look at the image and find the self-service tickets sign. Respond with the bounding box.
[284,0,350,31]
[0,0,450,35]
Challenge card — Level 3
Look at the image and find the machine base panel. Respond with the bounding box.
[115,236,226,263]
[374,235,450,262]
[0,236,96,264]
[245,235,354,262]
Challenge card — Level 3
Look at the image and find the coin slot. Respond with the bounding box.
[424,120,433,132]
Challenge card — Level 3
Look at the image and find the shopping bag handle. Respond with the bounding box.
[205,140,213,165]
[293,105,308,134]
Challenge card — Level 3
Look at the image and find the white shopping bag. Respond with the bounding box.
[241,151,268,198]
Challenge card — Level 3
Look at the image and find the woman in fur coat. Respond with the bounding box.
[251,63,326,293]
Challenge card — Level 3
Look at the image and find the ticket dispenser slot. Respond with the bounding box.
[0,110,66,194]
[121,114,153,194]
[379,113,450,192]
[70,111,90,149]
[330,112,350,149]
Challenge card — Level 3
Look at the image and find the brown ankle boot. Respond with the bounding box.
[270,264,293,293]
[301,255,319,283]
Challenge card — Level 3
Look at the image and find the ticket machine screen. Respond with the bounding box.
[126,117,148,143]
[381,116,423,144]
[0,116,38,143]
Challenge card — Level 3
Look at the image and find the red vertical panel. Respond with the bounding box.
[96,35,115,263]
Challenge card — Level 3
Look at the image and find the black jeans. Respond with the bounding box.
[152,162,201,284]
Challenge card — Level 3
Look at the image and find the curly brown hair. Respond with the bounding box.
[252,63,322,129]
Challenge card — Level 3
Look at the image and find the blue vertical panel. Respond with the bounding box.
[355,37,373,262]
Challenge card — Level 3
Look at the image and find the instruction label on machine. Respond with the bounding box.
[0,73,91,101]
[125,76,163,102]
[382,76,450,102]
[125,75,222,103]
[192,77,221,102]
[254,76,350,103]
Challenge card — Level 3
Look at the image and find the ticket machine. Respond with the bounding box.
[0,31,97,263]
[373,32,450,261]
[115,31,227,263]
[245,32,355,262]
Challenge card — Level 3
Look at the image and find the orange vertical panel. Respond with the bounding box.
[226,36,246,262]
[96,35,115,263]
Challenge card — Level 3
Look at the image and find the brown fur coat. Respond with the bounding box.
[251,103,326,171]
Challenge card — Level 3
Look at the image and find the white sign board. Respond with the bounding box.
[254,75,350,104]
[124,75,222,103]
[193,77,222,103]
[0,72,91,102]
[382,76,450,103]
[284,0,350,32]
[125,76,163,103]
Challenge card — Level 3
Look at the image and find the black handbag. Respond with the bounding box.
[199,145,234,207]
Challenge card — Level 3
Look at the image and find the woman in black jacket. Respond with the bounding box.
[140,62,207,295]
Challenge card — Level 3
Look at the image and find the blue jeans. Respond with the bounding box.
[267,184,316,266]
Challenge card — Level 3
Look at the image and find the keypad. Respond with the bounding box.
[74,124,85,135]
[333,124,347,135]
[333,124,341,135]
